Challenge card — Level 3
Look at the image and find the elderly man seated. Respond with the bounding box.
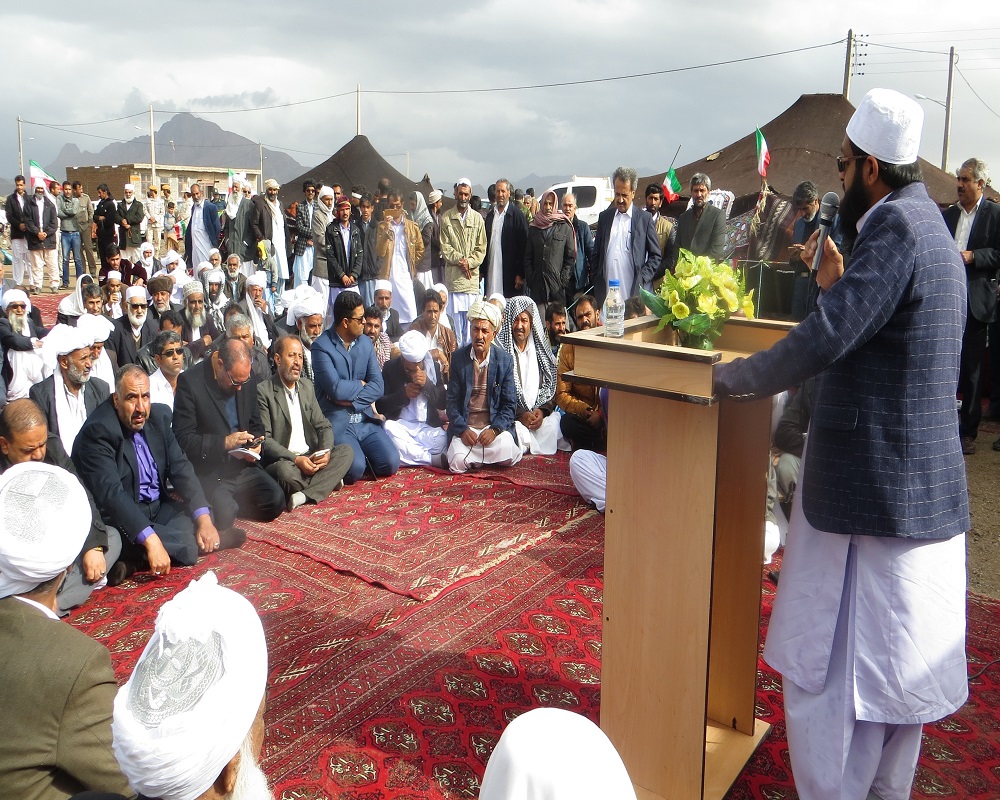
[0,462,132,798]
[239,271,276,351]
[147,274,176,319]
[0,399,125,613]
[109,285,159,366]
[113,571,271,800]
[284,287,327,380]
[30,323,110,455]
[180,279,222,361]
[77,311,118,387]
[259,335,353,510]
[73,364,241,579]
[377,330,448,466]
[1,289,46,402]
[495,296,562,455]
[445,298,520,473]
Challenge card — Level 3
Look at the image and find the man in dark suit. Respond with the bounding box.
[258,335,352,510]
[224,253,248,304]
[73,365,237,578]
[483,178,529,298]
[116,183,145,263]
[312,291,400,484]
[23,181,60,294]
[4,175,31,289]
[672,172,727,266]
[942,157,1000,453]
[591,166,661,305]
[374,280,405,341]
[108,286,159,366]
[0,461,132,799]
[183,182,222,269]
[445,299,520,473]
[93,183,119,271]
[29,325,110,454]
[715,88,969,799]
[172,337,285,529]
[324,196,364,295]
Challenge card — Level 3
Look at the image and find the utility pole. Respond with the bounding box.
[17,115,24,176]
[843,29,854,101]
[942,47,955,173]
[356,84,361,136]
[259,142,264,192]
[149,104,157,191]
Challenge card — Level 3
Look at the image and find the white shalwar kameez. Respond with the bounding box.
[384,392,447,467]
[568,450,606,512]
[447,427,521,474]
[764,457,968,800]
[511,338,560,455]
[389,219,417,324]
[267,199,289,289]
[188,203,213,268]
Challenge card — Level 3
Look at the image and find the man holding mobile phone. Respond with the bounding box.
[258,335,353,510]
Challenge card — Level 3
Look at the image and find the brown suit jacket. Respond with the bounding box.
[257,373,334,464]
[0,597,133,799]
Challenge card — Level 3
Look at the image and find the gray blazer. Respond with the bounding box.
[258,373,334,464]
[29,374,110,440]
[674,202,727,262]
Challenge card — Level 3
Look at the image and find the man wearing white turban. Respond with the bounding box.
[0,462,132,798]
[377,330,448,466]
[285,286,326,380]
[1,289,47,402]
[715,88,969,799]
[445,298,521,473]
[110,285,159,366]
[239,271,276,351]
[77,312,118,388]
[113,571,271,800]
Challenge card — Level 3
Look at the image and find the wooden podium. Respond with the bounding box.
[562,315,793,800]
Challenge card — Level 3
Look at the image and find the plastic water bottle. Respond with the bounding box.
[603,279,625,338]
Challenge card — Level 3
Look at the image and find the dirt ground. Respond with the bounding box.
[963,430,1000,599]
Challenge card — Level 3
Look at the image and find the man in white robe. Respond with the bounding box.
[2,291,46,401]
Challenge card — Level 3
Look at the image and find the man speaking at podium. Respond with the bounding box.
[715,89,969,800]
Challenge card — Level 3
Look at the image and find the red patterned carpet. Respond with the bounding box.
[65,443,1000,797]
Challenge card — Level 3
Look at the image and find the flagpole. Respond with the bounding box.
[666,144,681,173]
[17,115,24,176]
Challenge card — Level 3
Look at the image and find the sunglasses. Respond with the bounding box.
[836,155,866,173]
[226,370,250,389]
[159,347,183,357]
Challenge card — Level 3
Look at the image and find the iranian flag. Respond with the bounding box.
[755,128,770,178]
[29,160,57,191]
[662,168,682,203]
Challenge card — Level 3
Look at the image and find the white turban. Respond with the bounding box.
[106,270,122,282]
[488,292,507,312]
[208,248,221,259]
[398,330,436,384]
[0,463,91,598]
[374,280,392,294]
[318,185,335,200]
[140,242,154,253]
[284,285,327,326]
[432,283,452,329]
[125,286,146,302]
[113,572,268,800]
[846,88,924,165]
[161,251,181,268]
[206,270,225,285]
[468,297,501,331]
[41,323,95,370]
[246,271,267,288]
[479,708,637,800]
[195,261,212,277]
[2,289,28,311]
[343,285,360,294]
[456,177,472,188]
[76,312,115,343]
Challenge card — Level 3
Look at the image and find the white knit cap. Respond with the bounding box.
[846,88,924,165]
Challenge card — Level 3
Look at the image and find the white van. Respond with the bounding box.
[544,176,614,228]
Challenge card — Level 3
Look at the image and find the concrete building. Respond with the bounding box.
[65,163,262,198]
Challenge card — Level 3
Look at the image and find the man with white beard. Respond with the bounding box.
[252,179,289,293]
[285,289,326,381]
[184,183,222,271]
[223,180,257,277]
[147,274,176,319]
[109,286,159,366]
[117,183,145,264]
[77,312,118,387]
[181,281,222,362]
[225,253,248,304]
[144,185,164,255]
[206,269,230,332]
[0,290,46,402]
[134,240,161,285]
[114,571,272,800]
[239,272,276,351]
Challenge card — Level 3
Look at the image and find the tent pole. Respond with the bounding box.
[357,84,361,136]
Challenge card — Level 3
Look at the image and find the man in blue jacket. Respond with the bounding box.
[311,290,399,484]
[183,183,221,269]
[715,89,969,800]
[445,299,520,473]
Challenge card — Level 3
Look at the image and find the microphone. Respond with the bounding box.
[810,191,841,272]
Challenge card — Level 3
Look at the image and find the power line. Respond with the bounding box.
[25,111,148,127]
[157,91,355,115]
[956,67,1000,121]
[865,40,949,55]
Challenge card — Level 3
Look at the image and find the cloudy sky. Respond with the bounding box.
[5,2,999,194]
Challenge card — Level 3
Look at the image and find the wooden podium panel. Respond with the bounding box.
[562,315,792,800]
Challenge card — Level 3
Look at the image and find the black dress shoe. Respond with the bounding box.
[106,559,136,586]
[219,527,248,550]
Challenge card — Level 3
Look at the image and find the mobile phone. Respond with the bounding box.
[310,448,331,459]
[249,436,264,448]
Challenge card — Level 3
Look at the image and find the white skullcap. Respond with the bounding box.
[113,572,268,800]
[283,285,326,326]
[479,708,637,800]
[455,177,472,188]
[41,323,95,369]
[468,297,501,331]
[2,289,28,311]
[140,241,154,252]
[195,261,212,276]
[106,270,122,282]
[374,280,392,294]
[246,271,267,288]
[0,463,92,598]
[488,292,507,311]
[397,330,436,384]
[208,248,221,259]
[76,312,115,343]
[206,270,225,285]
[318,185,335,200]
[428,190,443,204]
[161,251,181,267]
[182,281,204,299]
[124,183,134,192]
[125,286,146,302]
[846,88,924,166]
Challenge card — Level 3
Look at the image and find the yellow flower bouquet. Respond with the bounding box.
[639,249,755,350]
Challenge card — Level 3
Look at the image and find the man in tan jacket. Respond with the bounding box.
[375,188,424,327]
[440,178,486,347]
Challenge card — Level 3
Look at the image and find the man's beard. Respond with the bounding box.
[154,299,171,313]
[210,289,223,304]
[67,361,91,386]
[298,329,314,347]
[7,311,27,334]
[128,310,146,329]
[186,308,207,329]
[839,167,870,235]
[224,736,273,800]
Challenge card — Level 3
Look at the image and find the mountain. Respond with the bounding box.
[45,113,307,183]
